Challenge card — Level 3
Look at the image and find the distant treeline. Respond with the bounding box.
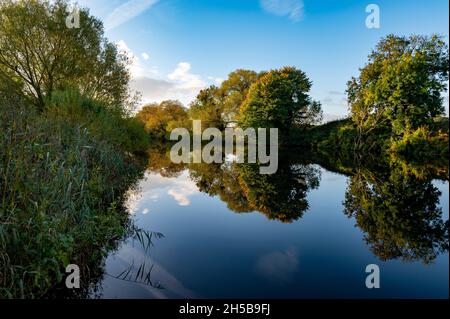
[137,34,449,162]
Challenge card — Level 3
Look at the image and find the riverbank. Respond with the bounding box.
[290,117,449,164]
[0,90,149,298]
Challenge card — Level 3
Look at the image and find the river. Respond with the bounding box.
[88,149,449,298]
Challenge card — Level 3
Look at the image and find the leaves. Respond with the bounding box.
[239,67,322,137]
[0,0,131,110]
[347,34,449,136]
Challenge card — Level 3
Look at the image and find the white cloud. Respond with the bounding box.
[105,0,159,31]
[149,172,199,206]
[322,113,347,123]
[168,62,206,89]
[167,187,193,206]
[260,0,304,22]
[208,76,225,85]
[106,244,197,298]
[444,95,449,116]
[131,62,210,107]
[115,42,219,107]
[116,40,142,77]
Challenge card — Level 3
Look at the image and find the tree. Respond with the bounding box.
[187,69,260,128]
[347,34,449,143]
[189,86,224,129]
[0,0,131,110]
[239,67,322,138]
[219,69,259,124]
[136,100,188,139]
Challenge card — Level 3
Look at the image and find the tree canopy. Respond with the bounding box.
[188,86,224,129]
[136,100,189,139]
[188,67,322,141]
[0,0,131,110]
[239,67,322,137]
[188,69,260,129]
[219,69,260,123]
[347,34,449,137]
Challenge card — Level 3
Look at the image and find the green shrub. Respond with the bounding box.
[389,126,449,161]
[46,90,150,154]
[0,91,146,298]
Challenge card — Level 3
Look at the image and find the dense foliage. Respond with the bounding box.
[136,100,189,139]
[188,69,261,130]
[0,0,448,299]
[0,0,132,110]
[346,34,449,152]
[239,67,322,138]
[0,0,148,298]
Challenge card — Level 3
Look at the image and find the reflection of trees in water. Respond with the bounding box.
[343,163,449,264]
[189,156,321,223]
[145,146,449,262]
[146,143,186,178]
[237,163,321,222]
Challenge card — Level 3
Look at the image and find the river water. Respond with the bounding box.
[89,150,449,298]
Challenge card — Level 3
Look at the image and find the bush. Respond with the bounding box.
[0,91,146,298]
[389,126,449,161]
[46,90,150,154]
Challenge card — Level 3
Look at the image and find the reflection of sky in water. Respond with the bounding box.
[99,242,197,299]
[95,167,449,299]
[126,171,199,213]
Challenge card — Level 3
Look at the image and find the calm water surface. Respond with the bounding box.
[91,151,449,298]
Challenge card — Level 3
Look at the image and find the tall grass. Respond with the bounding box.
[0,90,148,298]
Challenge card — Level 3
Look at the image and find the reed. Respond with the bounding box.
[0,90,148,298]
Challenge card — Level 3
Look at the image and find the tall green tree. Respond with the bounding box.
[0,0,131,110]
[188,69,260,128]
[239,67,322,137]
[189,86,225,129]
[219,69,259,123]
[347,34,449,142]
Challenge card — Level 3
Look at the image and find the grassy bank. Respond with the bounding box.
[0,90,149,298]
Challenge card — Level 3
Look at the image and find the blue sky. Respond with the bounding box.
[76,0,449,118]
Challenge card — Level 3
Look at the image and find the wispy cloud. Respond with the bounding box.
[105,0,159,31]
[260,0,304,22]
